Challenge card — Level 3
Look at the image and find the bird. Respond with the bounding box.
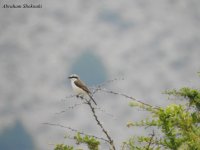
[68,74,97,105]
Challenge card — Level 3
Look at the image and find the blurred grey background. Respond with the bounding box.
[0,0,200,149]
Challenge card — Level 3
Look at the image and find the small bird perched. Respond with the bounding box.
[68,74,97,105]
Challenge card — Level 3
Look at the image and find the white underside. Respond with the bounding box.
[71,80,87,96]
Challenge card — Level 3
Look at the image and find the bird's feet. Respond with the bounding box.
[76,95,84,99]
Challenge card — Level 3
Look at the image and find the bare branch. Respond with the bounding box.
[63,94,77,100]
[95,88,160,109]
[92,77,124,94]
[85,100,116,150]
[58,97,116,119]
[55,102,86,114]
[42,122,109,143]
[95,106,116,119]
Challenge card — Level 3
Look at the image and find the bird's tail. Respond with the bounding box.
[88,94,97,105]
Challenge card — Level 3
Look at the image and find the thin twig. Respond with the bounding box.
[86,100,116,150]
[92,77,124,94]
[95,88,160,109]
[63,94,77,100]
[59,97,116,119]
[95,106,116,119]
[55,102,86,114]
[146,130,155,150]
[42,122,109,143]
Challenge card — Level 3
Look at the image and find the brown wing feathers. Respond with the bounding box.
[74,80,91,94]
[74,79,97,105]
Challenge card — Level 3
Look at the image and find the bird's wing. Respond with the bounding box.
[74,80,97,105]
[74,80,91,94]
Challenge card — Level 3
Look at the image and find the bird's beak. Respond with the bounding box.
[68,76,71,79]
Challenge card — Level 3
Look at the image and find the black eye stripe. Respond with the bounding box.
[70,76,78,79]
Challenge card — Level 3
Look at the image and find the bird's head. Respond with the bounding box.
[68,74,79,81]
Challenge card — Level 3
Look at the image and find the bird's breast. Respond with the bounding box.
[71,81,86,95]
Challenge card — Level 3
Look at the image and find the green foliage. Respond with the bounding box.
[55,74,200,150]
[54,144,74,150]
[54,133,100,150]
[122,138,143,150]
[127,87,200,150]
[74,133,100,150]
[165,87,200,110]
